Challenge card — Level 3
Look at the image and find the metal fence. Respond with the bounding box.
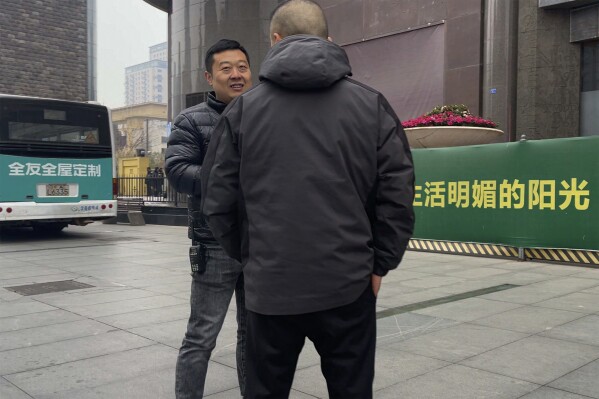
[116,177,188,207]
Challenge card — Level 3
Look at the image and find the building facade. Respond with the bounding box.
[111,102,169,160]
[144,0,599,140]
[0,0,96,101]
[125,42,168,105]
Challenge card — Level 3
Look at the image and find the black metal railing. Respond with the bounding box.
[116,177,188,207]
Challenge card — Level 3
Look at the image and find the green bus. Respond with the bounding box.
[0,94,117,232]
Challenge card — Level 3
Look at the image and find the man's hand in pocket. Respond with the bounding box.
[371,274,382,297]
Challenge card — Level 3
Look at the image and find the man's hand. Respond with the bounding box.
[371,274,382,297]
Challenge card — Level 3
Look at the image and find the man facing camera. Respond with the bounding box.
[165,39,252,399]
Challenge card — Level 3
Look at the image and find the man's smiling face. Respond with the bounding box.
[205,49,252,104]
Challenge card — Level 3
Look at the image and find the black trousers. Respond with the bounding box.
[245,285,376,399]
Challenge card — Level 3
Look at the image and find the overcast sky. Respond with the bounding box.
[97,0,167,108]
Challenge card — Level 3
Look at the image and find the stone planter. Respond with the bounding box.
[404,126,504,149]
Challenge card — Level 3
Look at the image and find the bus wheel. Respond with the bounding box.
[33,223,67,233]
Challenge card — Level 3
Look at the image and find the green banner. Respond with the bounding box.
[412,136,599,251]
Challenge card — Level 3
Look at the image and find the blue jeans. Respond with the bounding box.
[175,242,246,398]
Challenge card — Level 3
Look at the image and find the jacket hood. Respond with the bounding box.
[259,35,351,90]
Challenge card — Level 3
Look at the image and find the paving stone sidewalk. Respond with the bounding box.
[1,224,599,398]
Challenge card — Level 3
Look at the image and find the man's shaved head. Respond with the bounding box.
[270,0,328,40]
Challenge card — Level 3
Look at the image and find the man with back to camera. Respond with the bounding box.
[200,1,415,397]
[164,39,252,399]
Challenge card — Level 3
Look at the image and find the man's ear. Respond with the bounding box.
[271,32,283,46]
[204,71,213,86]
[328,36,333,42]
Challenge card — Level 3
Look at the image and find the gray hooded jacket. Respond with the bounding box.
[201,35,415,315]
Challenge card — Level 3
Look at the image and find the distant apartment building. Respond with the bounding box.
[149,42,168,61]
[0,0,96,101]
[125,42,168,105]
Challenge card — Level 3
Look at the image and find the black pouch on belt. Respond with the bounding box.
[189,244,207,274]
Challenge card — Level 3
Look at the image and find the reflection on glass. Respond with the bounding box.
[581,41,599,137]
[9,122,100,144]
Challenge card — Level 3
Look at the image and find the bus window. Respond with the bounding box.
[8,122,100,145]
[84,129,99,144]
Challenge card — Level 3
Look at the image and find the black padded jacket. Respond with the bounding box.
[164,93,227,243]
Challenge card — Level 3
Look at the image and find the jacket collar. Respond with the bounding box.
[207,91,228,114]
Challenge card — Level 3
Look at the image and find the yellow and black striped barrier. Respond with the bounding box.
[524,247,599,266]
[408,239,599,267]
[409,239,519,257]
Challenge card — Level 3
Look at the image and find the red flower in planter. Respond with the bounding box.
[402,104,497,129]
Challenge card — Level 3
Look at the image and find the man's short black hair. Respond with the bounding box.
[204,39,250,73]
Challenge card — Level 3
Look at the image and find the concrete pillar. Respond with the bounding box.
[483,0,518,141]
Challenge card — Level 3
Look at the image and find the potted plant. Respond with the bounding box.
[402,104,504,148]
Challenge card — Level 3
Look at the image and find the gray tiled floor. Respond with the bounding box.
[1,223,599,398]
